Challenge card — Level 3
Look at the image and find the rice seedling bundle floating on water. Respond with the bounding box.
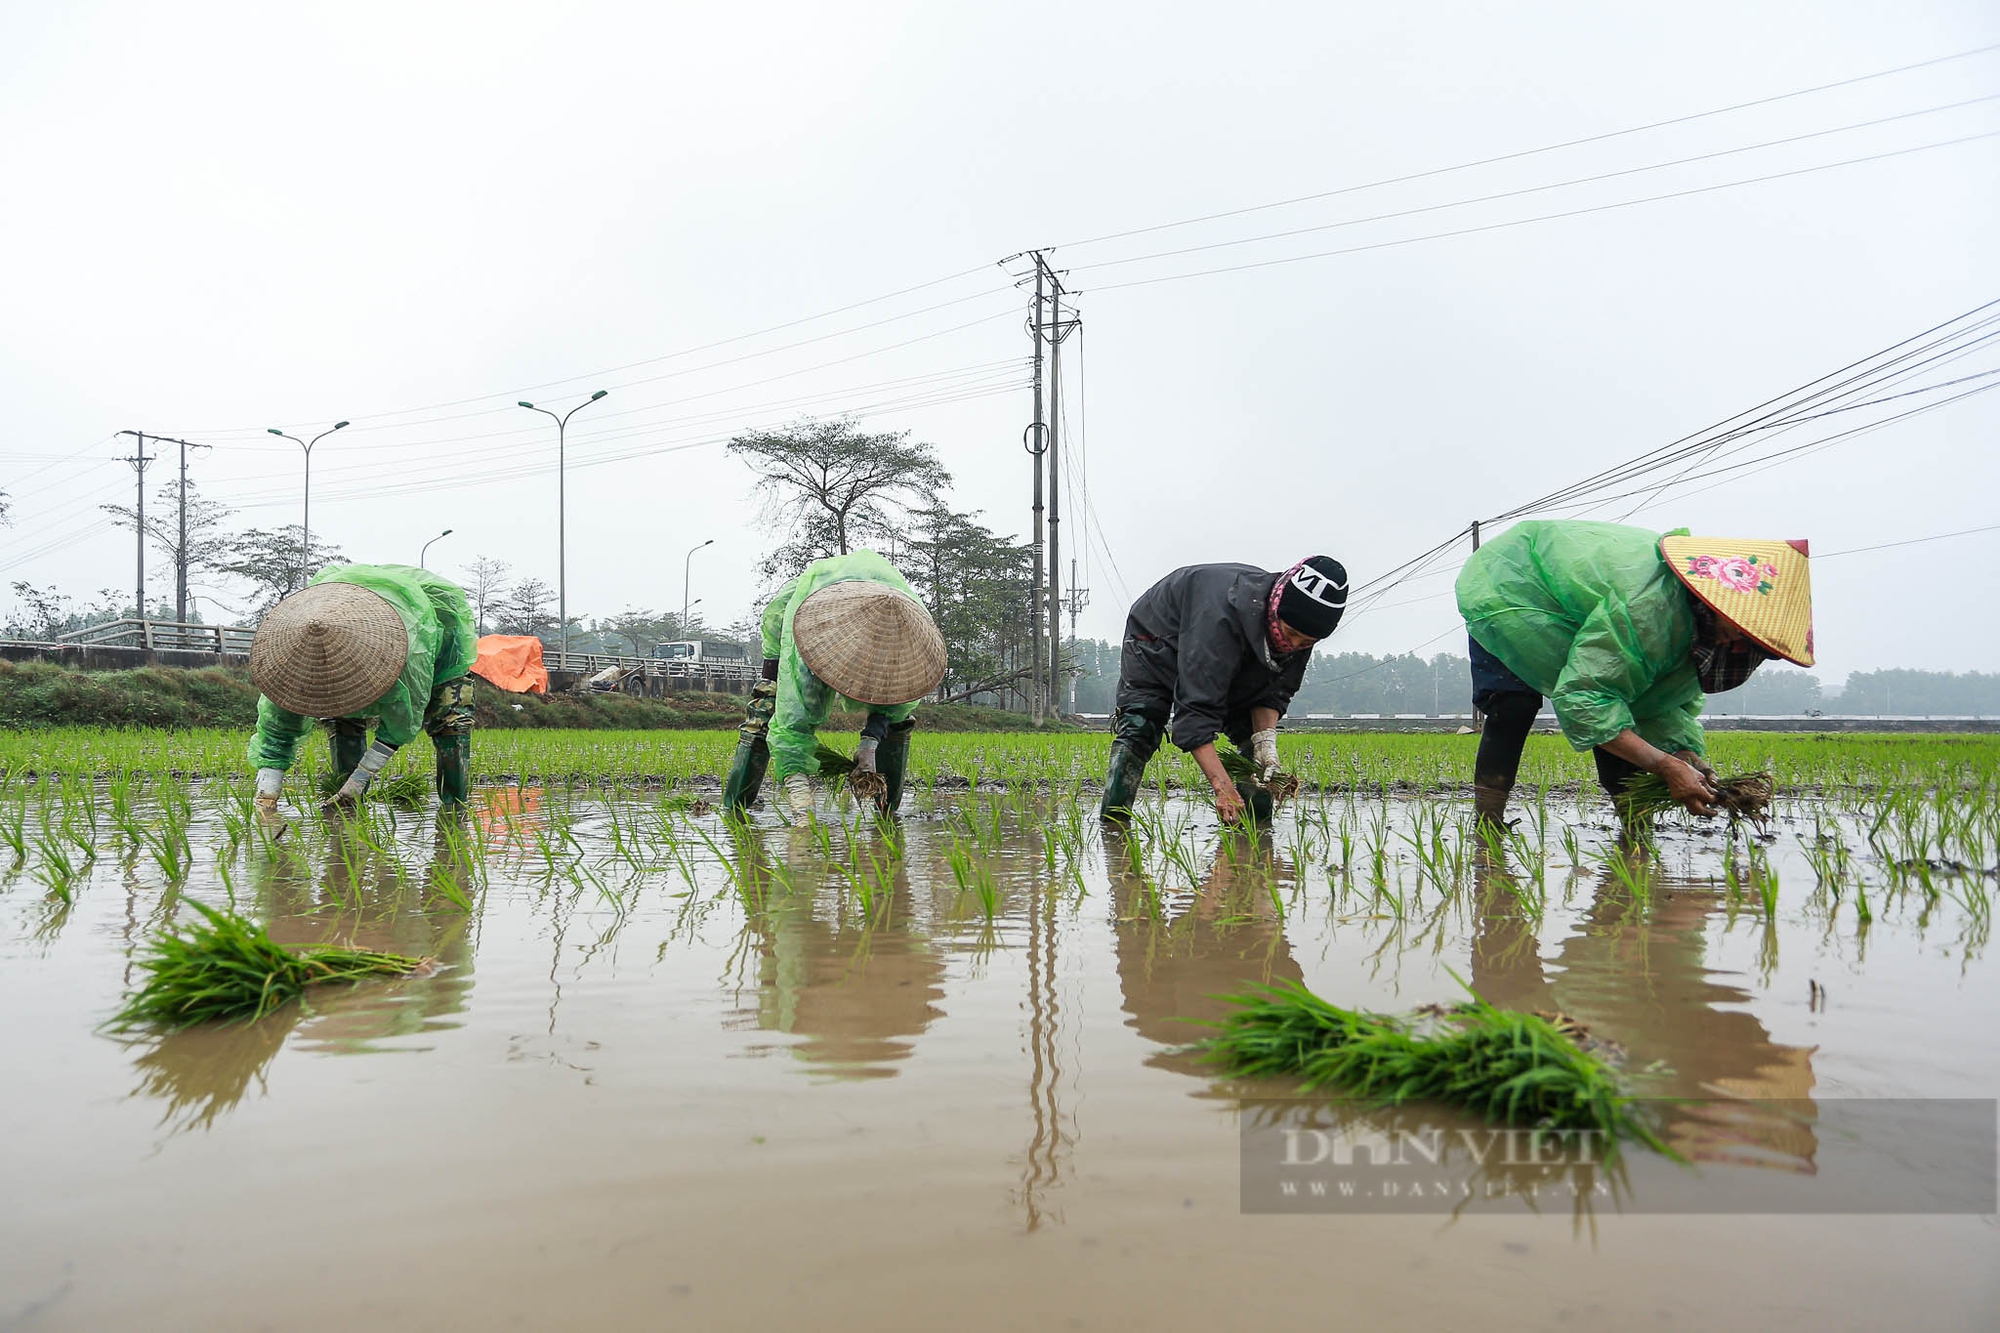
[110,898,432,1031]
[1620,770,1775,824]
[1199,979,1668,1154]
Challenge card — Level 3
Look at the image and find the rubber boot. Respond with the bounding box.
[1234,780,1275,828]
[876,719,914,815]
[1473,777,1514,832]
[433,732,471,807]
[330,719,368,788]
[723,737,770,815]
[1097,742,1150,822]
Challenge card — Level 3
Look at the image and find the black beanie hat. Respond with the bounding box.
[1277,555,1348,640]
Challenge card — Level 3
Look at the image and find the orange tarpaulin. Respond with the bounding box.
[471,634,549,694]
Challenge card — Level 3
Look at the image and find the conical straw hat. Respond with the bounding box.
[250,582,411,718]
[793,580,948,706]
[1659,536,1814,667]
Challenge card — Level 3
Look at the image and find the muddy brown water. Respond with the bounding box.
[3,789,1998,1331]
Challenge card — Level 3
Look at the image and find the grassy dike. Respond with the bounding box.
[0,658,1065,733]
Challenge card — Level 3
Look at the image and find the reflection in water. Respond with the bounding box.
[1105,829,1303,1078]
[1471,854,1819,1172]
[725,828,945,1080]
[1014,861,1075,1232]
[121,815,478,1134]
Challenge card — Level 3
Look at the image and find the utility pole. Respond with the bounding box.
[1037,259,1079,719]
[1024,256,1048,722]
[172,436,209,622]
[115,431,159,621]
[1064,557,1089,714]
[1469,520,1483,731]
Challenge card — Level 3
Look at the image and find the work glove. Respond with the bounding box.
[779,774,815,822]
[1251,728,1282,783]
[254,767,285,814]
[853,736,880,774]
[324,740,398,813]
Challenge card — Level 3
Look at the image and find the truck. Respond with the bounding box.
[652,640,750,662]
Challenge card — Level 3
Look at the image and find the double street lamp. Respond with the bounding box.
[267,420,349,590]
[516,390,609,661]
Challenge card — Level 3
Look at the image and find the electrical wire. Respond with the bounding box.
[1078,130,2000,295]
[1053,42,2000,251]
[1072,95,2000,276]
[1818,523,2000,558]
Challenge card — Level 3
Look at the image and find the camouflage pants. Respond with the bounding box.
[330,676,474,805]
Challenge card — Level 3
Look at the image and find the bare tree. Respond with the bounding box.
[726,419,950,581]
[461,556,512,634]
[217,526,348,617]
[496,577,556,638]
[102,479,235,622]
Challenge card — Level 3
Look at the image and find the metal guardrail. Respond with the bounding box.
[55,619,256,654]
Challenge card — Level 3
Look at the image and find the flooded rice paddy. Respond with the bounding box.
[4,732,1999,1330]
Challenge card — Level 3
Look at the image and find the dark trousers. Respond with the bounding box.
[1468,635,1641,796]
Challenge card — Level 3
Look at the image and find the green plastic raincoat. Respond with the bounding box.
[247,563,479,770]
[759,550,923,782]
[1454,521,1706,756]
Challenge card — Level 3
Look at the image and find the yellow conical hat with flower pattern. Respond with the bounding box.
[1659,535,1814,667]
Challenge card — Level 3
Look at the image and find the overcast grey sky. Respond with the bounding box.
[2,0,1995,681]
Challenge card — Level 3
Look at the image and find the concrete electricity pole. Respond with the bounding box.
[115,431,158,621]
[173,436,210,622]
[1037,260,1078,719]
[1026,259,1047,722]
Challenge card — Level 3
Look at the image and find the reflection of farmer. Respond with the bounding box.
[1455,523,1813,826]
[1099,556,1348,824]
[1470,860,1818,1170]
[1106,834,1303,1074]
[734,857,946,1078]
[248,564,478,812]
[722,550,947,819]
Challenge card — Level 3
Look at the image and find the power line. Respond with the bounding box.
[1078,130,2000,295]
[184,265,1005,433]
[1053,42,2000,251]
[1072,94,2000,276]
[1819,523,2000,558]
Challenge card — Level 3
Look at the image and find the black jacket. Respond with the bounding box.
[1126,563,1312,752]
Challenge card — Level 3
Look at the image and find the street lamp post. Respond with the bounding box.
[517,390,609,663]
[267,420,349,590]
[682,538,713,633]
[421,528,454,568]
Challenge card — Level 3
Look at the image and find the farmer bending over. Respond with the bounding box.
[722,549,947,819]
[1099,556,1347,824]
[1455,521,1813,827]
[248,563,478,812]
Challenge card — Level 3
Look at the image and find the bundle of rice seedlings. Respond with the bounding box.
[1620,769,1774,824]
[1199,978,1669,1154]
[1215,741,1302,803]
[110,898,432,1031]
[811,742,889,802]
[317,771,430,807]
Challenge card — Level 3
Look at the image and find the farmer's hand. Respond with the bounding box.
[1211,776,1246,825]
[1657,755,1719,817]
[1250,727,1282,783]
[254,768,284,816]
[321,781,366,815]
[1675,749,1717,782]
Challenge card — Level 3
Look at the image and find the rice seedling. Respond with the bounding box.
[109,897,432,1030]
[1620,770,1775,826]
[1198,978,1669,1155]
[0,789,27,866]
